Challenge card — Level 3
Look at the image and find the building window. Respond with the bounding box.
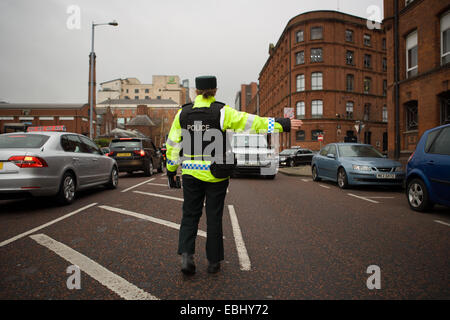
[364,34,371,46]
[311,100,323,118]
[157,96,161,100]
[364,131,372,145]
[311,48,323,62]
[126,89,129,93]
[346,50,354,65]
[296,101,305,119]
[364,104,371,121]
[296,130,305,141]
[311,27,323,40]
[382,57,387,72]
[135,89,139,93]
[145,96,150,99]
[296,51,305,64]
[364,77,371,94]
[441,95,450,124]
[346,74,354,92]
[125,96,130,99]
[406,101,418,130]
[383,105,388,122]
[406,31,418,78]
[145,89,150,93]
[346,102,354,119]
[441,11,450,65]
[296,30,304,43]
[345,29,353,42]
[364,54,372,68]
[383,79,387,96]
[135,96,139,100]
[382,38,386,50]
[296,74,305,92]
[311,130,324,141]
[311,72,323,90]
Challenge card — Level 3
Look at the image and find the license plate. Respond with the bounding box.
[0,162,3,170]
[377,173,395,179]
[117,153,131,157]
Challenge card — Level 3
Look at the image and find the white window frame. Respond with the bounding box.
[296,30,304,43]
[441,11,450,65]
[296,101,305,119]
[296,51,305,65]
[311,100,323,118]
[311,72,323,90]
[382,105,388,122]
[406,30,418,78]
[346,102,354,119]
[296,74,305,92]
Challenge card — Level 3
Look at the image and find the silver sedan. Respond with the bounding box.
[0,131,118,204]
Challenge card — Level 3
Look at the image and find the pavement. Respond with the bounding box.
[278,165,312,176]
[0,170,449,300]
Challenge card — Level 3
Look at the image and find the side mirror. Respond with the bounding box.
[326,153,335,159]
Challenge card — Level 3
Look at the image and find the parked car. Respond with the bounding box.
[232,133,278,179]
[279,147,314,167]
[311,143,405,189]
[108,137,163,176]
[405,124,450,212]
[0,131,119,205]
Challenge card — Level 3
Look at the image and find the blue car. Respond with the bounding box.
[311,143,405,189]
[406,124,450,212]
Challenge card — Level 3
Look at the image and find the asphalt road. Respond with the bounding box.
[0,169,449,300]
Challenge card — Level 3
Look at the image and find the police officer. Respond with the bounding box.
[166,76,303,275]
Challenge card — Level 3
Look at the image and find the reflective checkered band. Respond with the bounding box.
[268,117,275,133]
[167,160,179,166]
[182,163,211,171]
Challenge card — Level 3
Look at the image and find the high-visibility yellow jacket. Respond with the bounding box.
[166,95,287,183]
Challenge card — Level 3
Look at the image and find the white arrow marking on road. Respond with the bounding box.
[133,190,184,202]
[121,178,156,193]
[98,205,207,238]
[0,202,97,248]
[228,205,251,271]
[30,233,158,300]
[347,193,379,204]
[434,220,450,227]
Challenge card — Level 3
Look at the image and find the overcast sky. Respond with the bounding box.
[0,0,383,107]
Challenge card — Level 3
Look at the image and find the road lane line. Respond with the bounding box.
[228,205,251,271]
[121,178,155,193]
[0,203,97,248]
[319,184,330,189]
[434,220,450,227]
[133,190,184,202]
[98,205,207,238]
[30,234,158,300]
[147,183,169,187]
[366,197,396,199]
[301,179,310,182]
[347,193,379,204]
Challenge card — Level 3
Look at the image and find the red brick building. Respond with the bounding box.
[235,82,258,113]
[0,103,95,136]
[383,0,450,161]
[259,11,388,151]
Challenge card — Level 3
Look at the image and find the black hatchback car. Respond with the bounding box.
[279,147,315,167]
[108,138,163,176]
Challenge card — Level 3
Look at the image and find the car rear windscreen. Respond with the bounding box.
[338,145,383,158]
[110,140,141,149]
[0,134,50,148]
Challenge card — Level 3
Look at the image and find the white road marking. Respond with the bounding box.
[30,234,158,300]
[161,173,166,176]
[347,193,379,204]
[98,205,207,238]
[0,203,97,248]
[434,220,450,227]
[133,190,184,202]
[366,197,396,199]
[302,179,311,182]
[121,178,155,193]
[228,205,251,271]
[319,184,330,189]
[147,183,169,187]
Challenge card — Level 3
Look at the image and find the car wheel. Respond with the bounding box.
[56,172,76,205]
[407,178,433,212]
[144,160,154,176]
[288,159,294,167]
[106,166,119,189]
[337,167,349,189]
[312,165,321,182]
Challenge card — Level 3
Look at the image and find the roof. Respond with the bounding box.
[98,98,178,105]
[0,103,87,110]
[126,115,156,127]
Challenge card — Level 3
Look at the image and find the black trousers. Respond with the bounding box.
[178,174,229,263]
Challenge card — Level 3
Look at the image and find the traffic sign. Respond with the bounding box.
[318,134,324,141]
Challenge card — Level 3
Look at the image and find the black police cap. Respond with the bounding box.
[195,76,217,90]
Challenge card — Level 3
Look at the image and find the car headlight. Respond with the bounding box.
[393,166,403,172]
[352,164,372,171]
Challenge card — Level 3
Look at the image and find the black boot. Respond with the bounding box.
[181,253,195,275]
[207,261,220,274]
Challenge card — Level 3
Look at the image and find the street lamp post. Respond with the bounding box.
[89,20,118,139]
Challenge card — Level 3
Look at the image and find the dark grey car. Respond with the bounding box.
[0,131,119,204]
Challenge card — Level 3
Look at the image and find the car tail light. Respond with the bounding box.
[106,152,114,157]
[134,150,146,157]
[8,156,48,168]
[408,152,415,163]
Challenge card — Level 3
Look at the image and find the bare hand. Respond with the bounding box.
[290,117,303,131]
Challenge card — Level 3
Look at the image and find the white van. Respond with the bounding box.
[231,133,278,179]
